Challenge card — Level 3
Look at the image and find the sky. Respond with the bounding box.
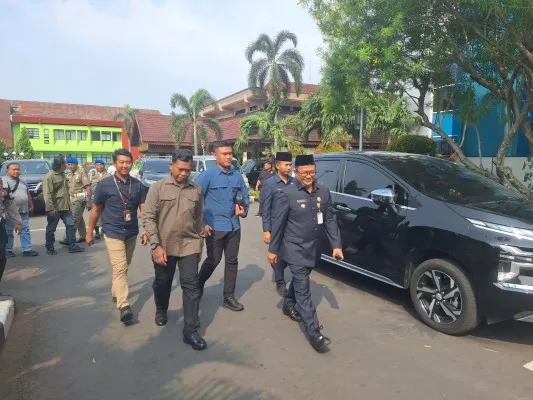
[0,0,324,114]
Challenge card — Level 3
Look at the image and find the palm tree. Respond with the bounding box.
[113,104,139,151]
[235,101,305,156]
[246,30,304,101]
[169,89,222,155]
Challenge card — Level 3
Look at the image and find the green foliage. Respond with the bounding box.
[169,89,222,155]
[235,101,305,156]
[249,189,260,199]
[314,143,344,154]
[246,30,304,101]
[113,104,138,147]
[16,127,35,159]
[386,135,436,156]
[0,139,11,162]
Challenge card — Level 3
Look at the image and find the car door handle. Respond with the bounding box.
[335,204,351,212]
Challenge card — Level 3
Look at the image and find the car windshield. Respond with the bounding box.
[205,160,239,170]
[143,160,169,174]
[379,156,525,205]
[2,161,50,175]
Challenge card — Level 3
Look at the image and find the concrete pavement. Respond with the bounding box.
[0,205,533,399]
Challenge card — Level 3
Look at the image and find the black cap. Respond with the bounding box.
[294,154,315,167]
[275,152,292,162]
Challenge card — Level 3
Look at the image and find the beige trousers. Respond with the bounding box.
[104,235,137,309]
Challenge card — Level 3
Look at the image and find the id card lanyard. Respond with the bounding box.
[113,176,132,222]
[316,195,323,225]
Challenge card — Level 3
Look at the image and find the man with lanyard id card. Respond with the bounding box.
[86,149,148,324]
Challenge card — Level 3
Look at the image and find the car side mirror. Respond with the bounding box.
[371,188,396,207]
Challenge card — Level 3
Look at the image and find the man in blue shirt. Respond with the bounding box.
[86,149,148,324]
[260,152,294,296]
[196,141,249,312]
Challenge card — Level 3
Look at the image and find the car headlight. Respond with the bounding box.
[467,218,533,241]
[498,245,533,282]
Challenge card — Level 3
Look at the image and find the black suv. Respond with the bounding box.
[241,159,266,188]
[0,159,52,212]
[315,152,533,335]
[137,158,171,192]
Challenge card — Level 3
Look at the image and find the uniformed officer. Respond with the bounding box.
[60,156,92,244]
[43,156,85,255]
[88,159,110,240]
[268,154,344,352]
[260,151,294,296]
[0,178,22,294]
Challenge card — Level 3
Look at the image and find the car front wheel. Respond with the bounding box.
[409,258,480,335]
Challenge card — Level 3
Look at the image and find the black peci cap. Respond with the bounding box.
[294,154,315,167]
[275,152,292,162]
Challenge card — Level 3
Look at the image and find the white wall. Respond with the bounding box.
[464,156,529,183]
[404,87,434,138]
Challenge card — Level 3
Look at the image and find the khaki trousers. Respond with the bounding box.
[104,235,137,309]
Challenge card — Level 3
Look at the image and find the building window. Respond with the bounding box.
[92,153,113,164]
[54,129,65,140]
[44,140,50,144]
[112,132,121,142]
[249,105,258,112]
[77,130,87,141]
[66,130,76,140]
[44,129,49,133]
[101,131,111,141]
[91,131,101,141]
[234,109,246,116]
[25,128,39,139]
[42,152,66,162]
[44,134,49,139]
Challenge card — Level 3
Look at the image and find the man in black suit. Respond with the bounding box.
[268,154,343,352]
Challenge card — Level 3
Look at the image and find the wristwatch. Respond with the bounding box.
[150,242,160,250]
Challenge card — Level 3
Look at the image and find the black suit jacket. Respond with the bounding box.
[269,180,342,267]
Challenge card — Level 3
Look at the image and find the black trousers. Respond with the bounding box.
[273,258,288,285]
[0,220,7,286]
[284,264,320,339]
[152,254,201,335]
[199,229,241,297]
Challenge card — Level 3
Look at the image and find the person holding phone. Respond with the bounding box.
[267,154,343,353]
[196,141,249,312]
[86,149,148,324]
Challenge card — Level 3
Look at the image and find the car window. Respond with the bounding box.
[142,160,169,174]
[1,161,50,175]
[343,161,407,205]
[315,160,339,191]
[379,156,524,205]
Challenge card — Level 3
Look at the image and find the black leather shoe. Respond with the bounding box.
[22,250,39,257]
[222,296,244,311]
[276,283,288,297]
[68,245,85,253]
[76,238,86,243]
[119,306,133,323]
[155,310,167,326]
[183,332,207,351]
[282,305,302,322]
[59,240,69,246]
[310,330,331,352]
[6,251,15,258]
[46,248,58,255]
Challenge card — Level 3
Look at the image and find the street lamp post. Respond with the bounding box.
[3,152,24,160]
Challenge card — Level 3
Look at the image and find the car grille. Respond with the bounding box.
[26,182,40,191]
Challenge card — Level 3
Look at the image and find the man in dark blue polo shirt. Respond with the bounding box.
[260,151,294,296]
[196,141,249,312]
[86,149,148,324]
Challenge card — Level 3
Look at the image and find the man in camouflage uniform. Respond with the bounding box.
[88,159,110,240]
[0,178,22,294]
[43,156,85,255]
[59,156,92,244]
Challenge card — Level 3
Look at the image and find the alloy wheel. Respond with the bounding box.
[415,269,462,324]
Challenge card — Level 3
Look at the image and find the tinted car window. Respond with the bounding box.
[1,161,50,175]
[142,160,169,174]
[379,156,524,205]
[315,160,339,191]
[343,161,406,205]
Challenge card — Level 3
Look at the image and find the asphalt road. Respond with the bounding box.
[1,204,533,400]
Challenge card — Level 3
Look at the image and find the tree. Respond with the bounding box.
[303,0,533,194]
[0,139,11,163]
[235,101,305,156]
[246,30,305,101]
[16,127,34,159]
[113,104,138,151]
[169,89,222,155]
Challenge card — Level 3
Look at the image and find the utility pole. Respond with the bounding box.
[356,107,364,152]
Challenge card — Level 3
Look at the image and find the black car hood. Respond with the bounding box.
[18,174,46,184]
[446,200,533,229]
[144,173,169,181]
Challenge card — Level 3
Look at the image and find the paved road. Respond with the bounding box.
[1,204,533,400]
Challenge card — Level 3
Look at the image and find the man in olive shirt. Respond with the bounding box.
[143,149,207,350]
[88,159,110,240]
[43,156,85,255]
[59,156,91,244]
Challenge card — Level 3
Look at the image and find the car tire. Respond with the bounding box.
[409,258,480,335]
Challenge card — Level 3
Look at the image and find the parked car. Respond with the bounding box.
[241,159,267,188]
[137,157,171,192]
[191,155,240,182]
[313,151,533,335]
[0,159,52,213]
